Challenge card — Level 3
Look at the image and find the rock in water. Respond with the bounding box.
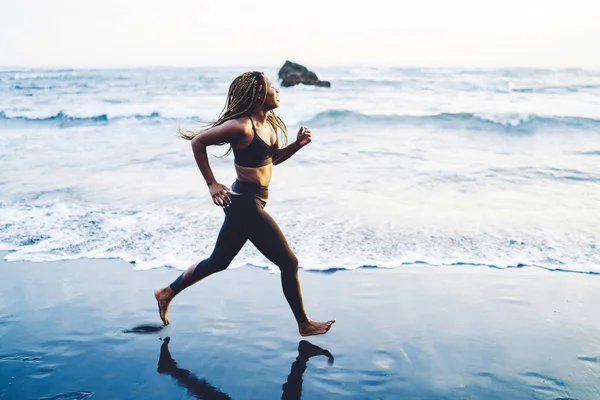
[278,61,331,88]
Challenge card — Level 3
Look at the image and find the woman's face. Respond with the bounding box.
[262,77,280,110]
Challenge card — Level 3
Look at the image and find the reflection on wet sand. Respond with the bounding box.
[157,337,334,399]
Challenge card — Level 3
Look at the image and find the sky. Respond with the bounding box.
[1,0,599,68]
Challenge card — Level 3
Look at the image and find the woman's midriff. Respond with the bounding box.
[235,163,273,187]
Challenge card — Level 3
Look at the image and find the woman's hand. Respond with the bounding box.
[296,126,312,148]
[208,182,231,207]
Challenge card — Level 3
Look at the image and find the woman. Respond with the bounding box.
[154,71,335,336]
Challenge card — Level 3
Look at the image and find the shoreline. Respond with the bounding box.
[3,248,599,277]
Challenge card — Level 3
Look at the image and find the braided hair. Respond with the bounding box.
[178,71,288,157]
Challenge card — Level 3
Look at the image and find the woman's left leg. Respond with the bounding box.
[247,206,335,336]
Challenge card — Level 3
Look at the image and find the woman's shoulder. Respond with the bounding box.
[219,117,253,134]
[214,117,254,146]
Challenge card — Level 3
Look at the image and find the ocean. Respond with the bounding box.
[1,66,599,273]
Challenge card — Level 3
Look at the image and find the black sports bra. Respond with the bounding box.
[233,117,277,168]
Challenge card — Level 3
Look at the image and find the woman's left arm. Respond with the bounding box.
[273,126,312,165]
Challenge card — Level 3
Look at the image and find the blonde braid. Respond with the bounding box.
[178,71,288,154]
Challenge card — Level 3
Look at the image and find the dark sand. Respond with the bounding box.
[1,253,600,399]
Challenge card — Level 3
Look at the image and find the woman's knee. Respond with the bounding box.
[194,256,228,277]
[279,254,299,275]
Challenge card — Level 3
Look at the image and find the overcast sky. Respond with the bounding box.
[1,0,599,68]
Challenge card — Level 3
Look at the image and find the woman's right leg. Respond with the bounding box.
[154,208,248,325]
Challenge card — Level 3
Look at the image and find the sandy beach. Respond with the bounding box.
[1,253,599,399]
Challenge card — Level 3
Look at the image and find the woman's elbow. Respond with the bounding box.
[191,135,204,149]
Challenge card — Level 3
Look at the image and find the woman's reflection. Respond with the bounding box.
[157,337,334,399]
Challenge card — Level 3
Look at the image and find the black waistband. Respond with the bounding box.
[231,180,269,199]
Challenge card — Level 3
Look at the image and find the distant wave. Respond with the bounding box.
[305,109,600,132]
[3,108,600,133]
[330,77,600,94]
[0,110,163,126]
[579,150,600,156]
[511,84,600,94]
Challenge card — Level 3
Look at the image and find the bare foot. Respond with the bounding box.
[154,287,174,325]
[298,318,335,337]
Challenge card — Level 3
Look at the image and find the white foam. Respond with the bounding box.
[1,197,598,275]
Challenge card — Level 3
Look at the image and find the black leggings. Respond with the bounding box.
[169,180,307,323]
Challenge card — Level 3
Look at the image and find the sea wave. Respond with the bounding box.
[1,195,598,274]
[3,107,600,133]
[304,110,600,132]
[0,110,163,126]
[511,84,600,94]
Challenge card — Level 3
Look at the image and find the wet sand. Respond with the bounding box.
[1,253,600,399]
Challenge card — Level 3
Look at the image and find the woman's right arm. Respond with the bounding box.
[190,119,245,207]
